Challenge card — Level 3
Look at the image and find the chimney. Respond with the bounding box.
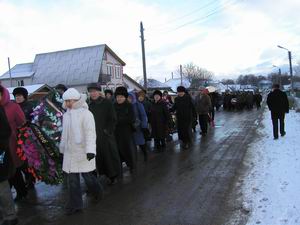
[171,72,174,79]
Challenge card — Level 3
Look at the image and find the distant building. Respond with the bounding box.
[139,78,172,92]
[164,78,190,92]
[123,74,144,92]
[258,80,273,90]
[0,44,126,92]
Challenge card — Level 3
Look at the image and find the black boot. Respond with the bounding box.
[140,145,148,162]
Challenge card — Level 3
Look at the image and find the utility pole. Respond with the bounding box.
[180,64,183,86]
[288,51,293,92]
[8,57,12,87]
[279,68,282,89]
[140,22,147,90]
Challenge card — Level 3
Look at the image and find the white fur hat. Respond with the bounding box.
[62,88,81,100]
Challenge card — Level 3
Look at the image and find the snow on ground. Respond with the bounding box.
[242,110,300,225]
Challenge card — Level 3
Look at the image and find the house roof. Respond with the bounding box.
[0,63,34,80]
[139,78,171,89]
[7,84,51,100]
[165,78,190,92]
[32,44,125,87]
[123,74,145,90]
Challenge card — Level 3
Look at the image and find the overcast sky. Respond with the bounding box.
[0,0,300,81]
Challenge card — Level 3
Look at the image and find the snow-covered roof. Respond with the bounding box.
[139,78,171,89]
[0,63,34,80]
[164,78,190,92]
[7,84,51,100]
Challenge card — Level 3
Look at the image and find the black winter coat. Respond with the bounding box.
[19,100,33,122]
[150,100,170,139]
[114,101,137,170]
[89,97,121,178]
[0,106,12,182]
[172,94,196,143]
[267,89,289,114]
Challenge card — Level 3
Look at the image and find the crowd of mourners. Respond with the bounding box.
[0,83,263,224]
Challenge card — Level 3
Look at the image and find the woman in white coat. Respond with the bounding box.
[60,88,103,215]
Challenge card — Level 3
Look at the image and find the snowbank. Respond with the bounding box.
[242,110,300,225]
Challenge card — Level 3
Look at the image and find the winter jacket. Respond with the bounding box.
[114,101,137,169]
[0,85,25,168]
[195,93,212,115]
[129,92,148,146]
[88,97,121,178]
[150,100,170,139]
[0,106,12,182]
[18,100,34,122]
[267,89,289,114]
[60,94,97,173]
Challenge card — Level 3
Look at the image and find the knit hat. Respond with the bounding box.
[62,88,81,100]
[13,87,29,99]
[114,86,128,98]
[177,86,186,93]
[153,90,162,97]
[55,84,68,92]
[87,83,102,92]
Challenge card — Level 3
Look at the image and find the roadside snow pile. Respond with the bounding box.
[242,110,300,225]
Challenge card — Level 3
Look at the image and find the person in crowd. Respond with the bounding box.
[208,91,218,127]
[150,90,171,151]
[12,87,35,189]
[60,88,103,215]
[55,84,68,97]
[172,86,196,149]
[104,89,114,101]
[195,88,212,137]
[267,84,289,140]
[137,90,151,119]
[254,91,263,110]
[128,92,148,162]
[162,91,173,108]
[88,83,121,185]
[246,92,254,110]
[114,87,137,174]
[0,92,19,225]
[0,85,27,202]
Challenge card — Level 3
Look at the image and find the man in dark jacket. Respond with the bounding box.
[267,84,289,140]
[254,92,263,110]
[195,89,212,136]
[88,83,121,184]
[0,103,18,225]
[172,86,196,149]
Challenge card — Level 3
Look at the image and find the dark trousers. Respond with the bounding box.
[199,114,209,134]
[154,139,166,148]
[9,167,27,197]
[271,112,285,138]
[66,172,103,210]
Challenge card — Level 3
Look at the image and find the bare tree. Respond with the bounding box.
[177,63,213,88]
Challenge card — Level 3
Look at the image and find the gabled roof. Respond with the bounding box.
[123,74,145,90]
[165,78,191,92]
[0,63,34,80]
[32,44,125,87]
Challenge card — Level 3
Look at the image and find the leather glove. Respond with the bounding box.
[87,153,95,161]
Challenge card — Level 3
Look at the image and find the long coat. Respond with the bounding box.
[59,95,97,173]
[19,100,34,122]
[114,101,137,170]
[0,85,25,168]
[89,97,121,178]
[0,106,13,182]
[172,94,196,143]
[129,92,148,146]
[149,100,170,139]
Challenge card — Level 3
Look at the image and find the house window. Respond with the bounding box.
[107,64,113,77]
[17,80,24,86]
[115,66,121,79]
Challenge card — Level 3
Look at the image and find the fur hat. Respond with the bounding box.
[55,84,68,92]
[62,88,81,100]
[153,90,162,97]
[104,89,113,96]
[114,86,128,98]
[87,83,102,92]
[13,87,29,99]
[177,86,186,93]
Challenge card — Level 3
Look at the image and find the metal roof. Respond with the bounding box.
[32,45,107,86]
[0,63,34,80]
